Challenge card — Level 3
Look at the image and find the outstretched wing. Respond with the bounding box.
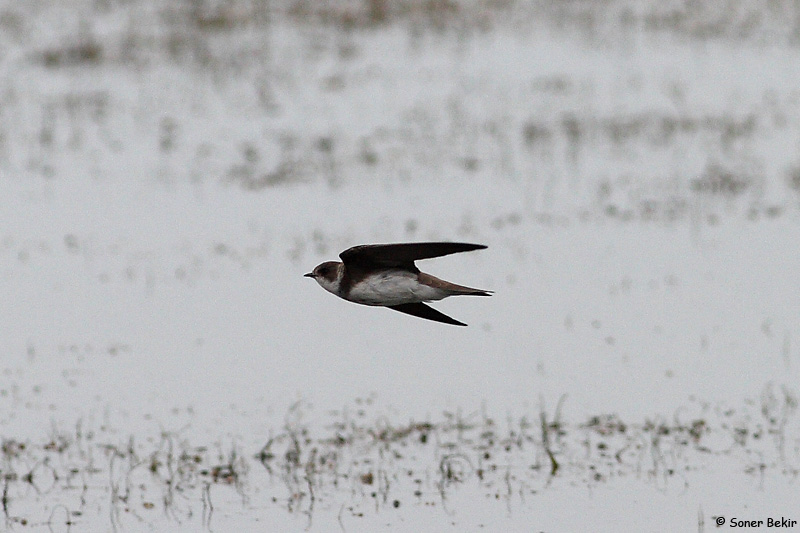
[340,242,486,270]
[387,303,467,326]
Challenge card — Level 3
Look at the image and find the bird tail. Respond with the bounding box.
[419,273,492,296]
[460,288,492,296]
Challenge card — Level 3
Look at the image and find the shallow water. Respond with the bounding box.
[1,1,800,531]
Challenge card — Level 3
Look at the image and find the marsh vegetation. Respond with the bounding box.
[2,0,800,530]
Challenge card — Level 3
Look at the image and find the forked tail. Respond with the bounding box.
[418,272,492,297]
[461,288,492,296]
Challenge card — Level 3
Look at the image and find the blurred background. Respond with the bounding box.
[1,1,799,531]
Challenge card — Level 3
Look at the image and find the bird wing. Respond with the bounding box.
[387,303,467,326]
[339,242,486,270]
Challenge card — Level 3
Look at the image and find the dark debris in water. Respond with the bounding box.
[0,390,798,529]
[690,163,752,197]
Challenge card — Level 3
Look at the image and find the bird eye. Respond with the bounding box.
[318,266,328,275]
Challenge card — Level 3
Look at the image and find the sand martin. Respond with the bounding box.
[304,242,491,326]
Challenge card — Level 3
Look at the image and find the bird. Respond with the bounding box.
[304,242,491,326]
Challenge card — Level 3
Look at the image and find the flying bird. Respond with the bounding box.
[304,242,491,326]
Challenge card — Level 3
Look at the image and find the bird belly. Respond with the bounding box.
[346,272,447,306]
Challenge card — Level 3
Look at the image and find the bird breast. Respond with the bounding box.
[345,271,447,306]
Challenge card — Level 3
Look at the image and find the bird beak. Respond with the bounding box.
[304,273,315,278]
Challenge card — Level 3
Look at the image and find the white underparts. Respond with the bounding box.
[346,271,449,306]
